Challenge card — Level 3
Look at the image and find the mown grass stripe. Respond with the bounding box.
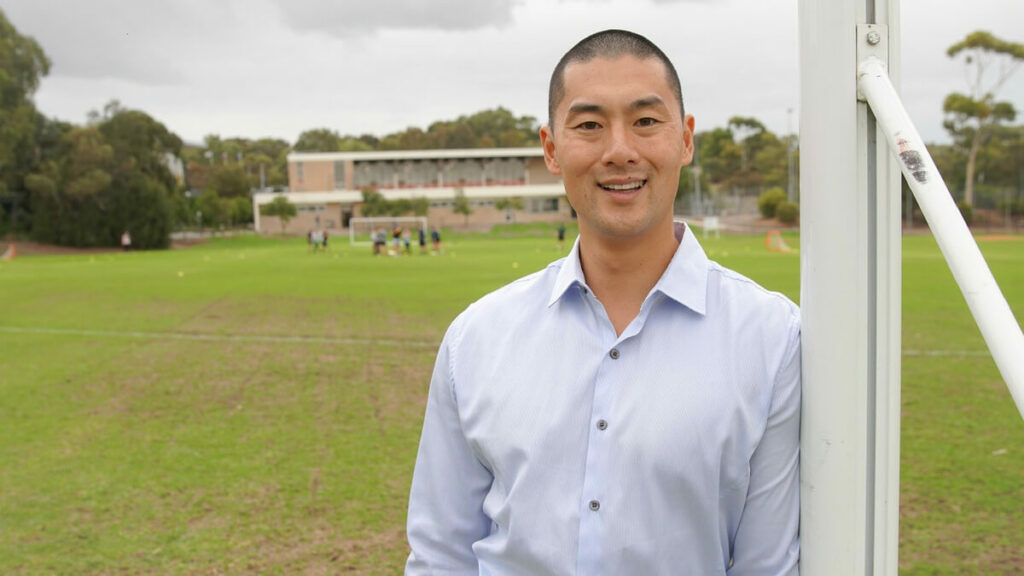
[0,326,992,358]
[0,325,439,348]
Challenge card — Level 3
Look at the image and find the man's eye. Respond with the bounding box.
[576,121,601,130]
[636,117,659,127]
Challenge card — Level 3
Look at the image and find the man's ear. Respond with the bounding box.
[540,125,561,175]
[681,114,696,166]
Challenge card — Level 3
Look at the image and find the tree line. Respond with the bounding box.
[0,10,184,249]
[1,6,1021,248]
[937,31,1024,221]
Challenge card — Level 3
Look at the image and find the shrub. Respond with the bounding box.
[758,187,788,218]
[262,195,297,232]
[108,172,174,249]
[997,198,1024,217]
[776,201,799,225]
[170,192,195,228]
[131,187,174,249]
[197,190,228,230]
[228,196,253,226]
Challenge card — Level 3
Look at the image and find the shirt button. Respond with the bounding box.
[589,499,601,512]
[596,419,608,431]
[609,348,620,359]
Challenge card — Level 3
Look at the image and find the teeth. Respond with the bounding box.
[602,181,644,191]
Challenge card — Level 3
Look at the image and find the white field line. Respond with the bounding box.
[903,349,990,358]
[0,325,439,349]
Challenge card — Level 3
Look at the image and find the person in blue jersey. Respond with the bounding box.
[430,226,442,254]
[406,29,801,575]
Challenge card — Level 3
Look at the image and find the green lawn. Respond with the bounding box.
[0,226,1021,574]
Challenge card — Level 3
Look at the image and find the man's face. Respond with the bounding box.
[541,55,694,244]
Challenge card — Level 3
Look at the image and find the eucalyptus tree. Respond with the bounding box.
[943,30,1024,206]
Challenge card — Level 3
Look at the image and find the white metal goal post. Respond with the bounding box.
[348,216,428,246]
[800,2,1024,575]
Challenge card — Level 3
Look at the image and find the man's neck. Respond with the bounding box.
[578,224,681,336]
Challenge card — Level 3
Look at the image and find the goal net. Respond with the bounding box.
[348,216,428,246]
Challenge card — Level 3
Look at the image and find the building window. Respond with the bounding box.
[528,198,560,213]
[354,161,398,189]
[296,162,304,181]
[334,161,346,190]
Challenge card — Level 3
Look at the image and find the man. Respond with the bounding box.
[393,224,403,254]
[373,228,385,255]
[406,29,800,575]
[430,227,442,254]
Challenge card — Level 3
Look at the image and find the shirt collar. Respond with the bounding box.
[653,221,708,316]
[548,235,587,307]
[547,221,709,315]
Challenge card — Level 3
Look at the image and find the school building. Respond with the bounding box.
[253,147,572,233]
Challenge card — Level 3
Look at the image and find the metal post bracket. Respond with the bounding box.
[857,23,888,102]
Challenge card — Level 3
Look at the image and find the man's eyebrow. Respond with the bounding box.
[565,96,669,118]
[630,96,668,111]
[566,102,602,117]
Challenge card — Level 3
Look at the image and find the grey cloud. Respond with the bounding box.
[1,0,224,84]
[276,0,516,37]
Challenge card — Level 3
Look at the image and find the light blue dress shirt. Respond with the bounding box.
[406,223,801,575]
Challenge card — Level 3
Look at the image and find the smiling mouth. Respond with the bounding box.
[599,180,647,192]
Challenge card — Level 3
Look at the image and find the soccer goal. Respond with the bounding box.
[702,216,721,239]
[348,216,428,246]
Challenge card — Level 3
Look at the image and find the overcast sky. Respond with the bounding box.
[5,0,1023,146]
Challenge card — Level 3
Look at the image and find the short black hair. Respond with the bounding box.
[548,29,685,129]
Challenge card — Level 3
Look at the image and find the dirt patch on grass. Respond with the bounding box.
[358,348,432,432]
[170,238,209,249]
[326,528,409,572]
[901,486,1024,574]
[5,241,120,256]
[174,295,443,343]
[4,238,206,256]
[239,525,408,575]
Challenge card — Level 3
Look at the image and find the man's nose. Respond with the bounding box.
[602,124,640,165]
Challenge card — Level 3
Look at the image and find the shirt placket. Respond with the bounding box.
[575,290,629,576]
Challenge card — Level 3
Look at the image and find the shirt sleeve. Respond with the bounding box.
[405,317,494,575]
[730,313,801,576]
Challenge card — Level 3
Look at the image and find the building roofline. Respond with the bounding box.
[252,183,565,205]
[287,147,544,163]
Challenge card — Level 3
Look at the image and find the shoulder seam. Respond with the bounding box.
[707,261,799,313]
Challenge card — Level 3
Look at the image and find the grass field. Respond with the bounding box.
[1,224,1021,574]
